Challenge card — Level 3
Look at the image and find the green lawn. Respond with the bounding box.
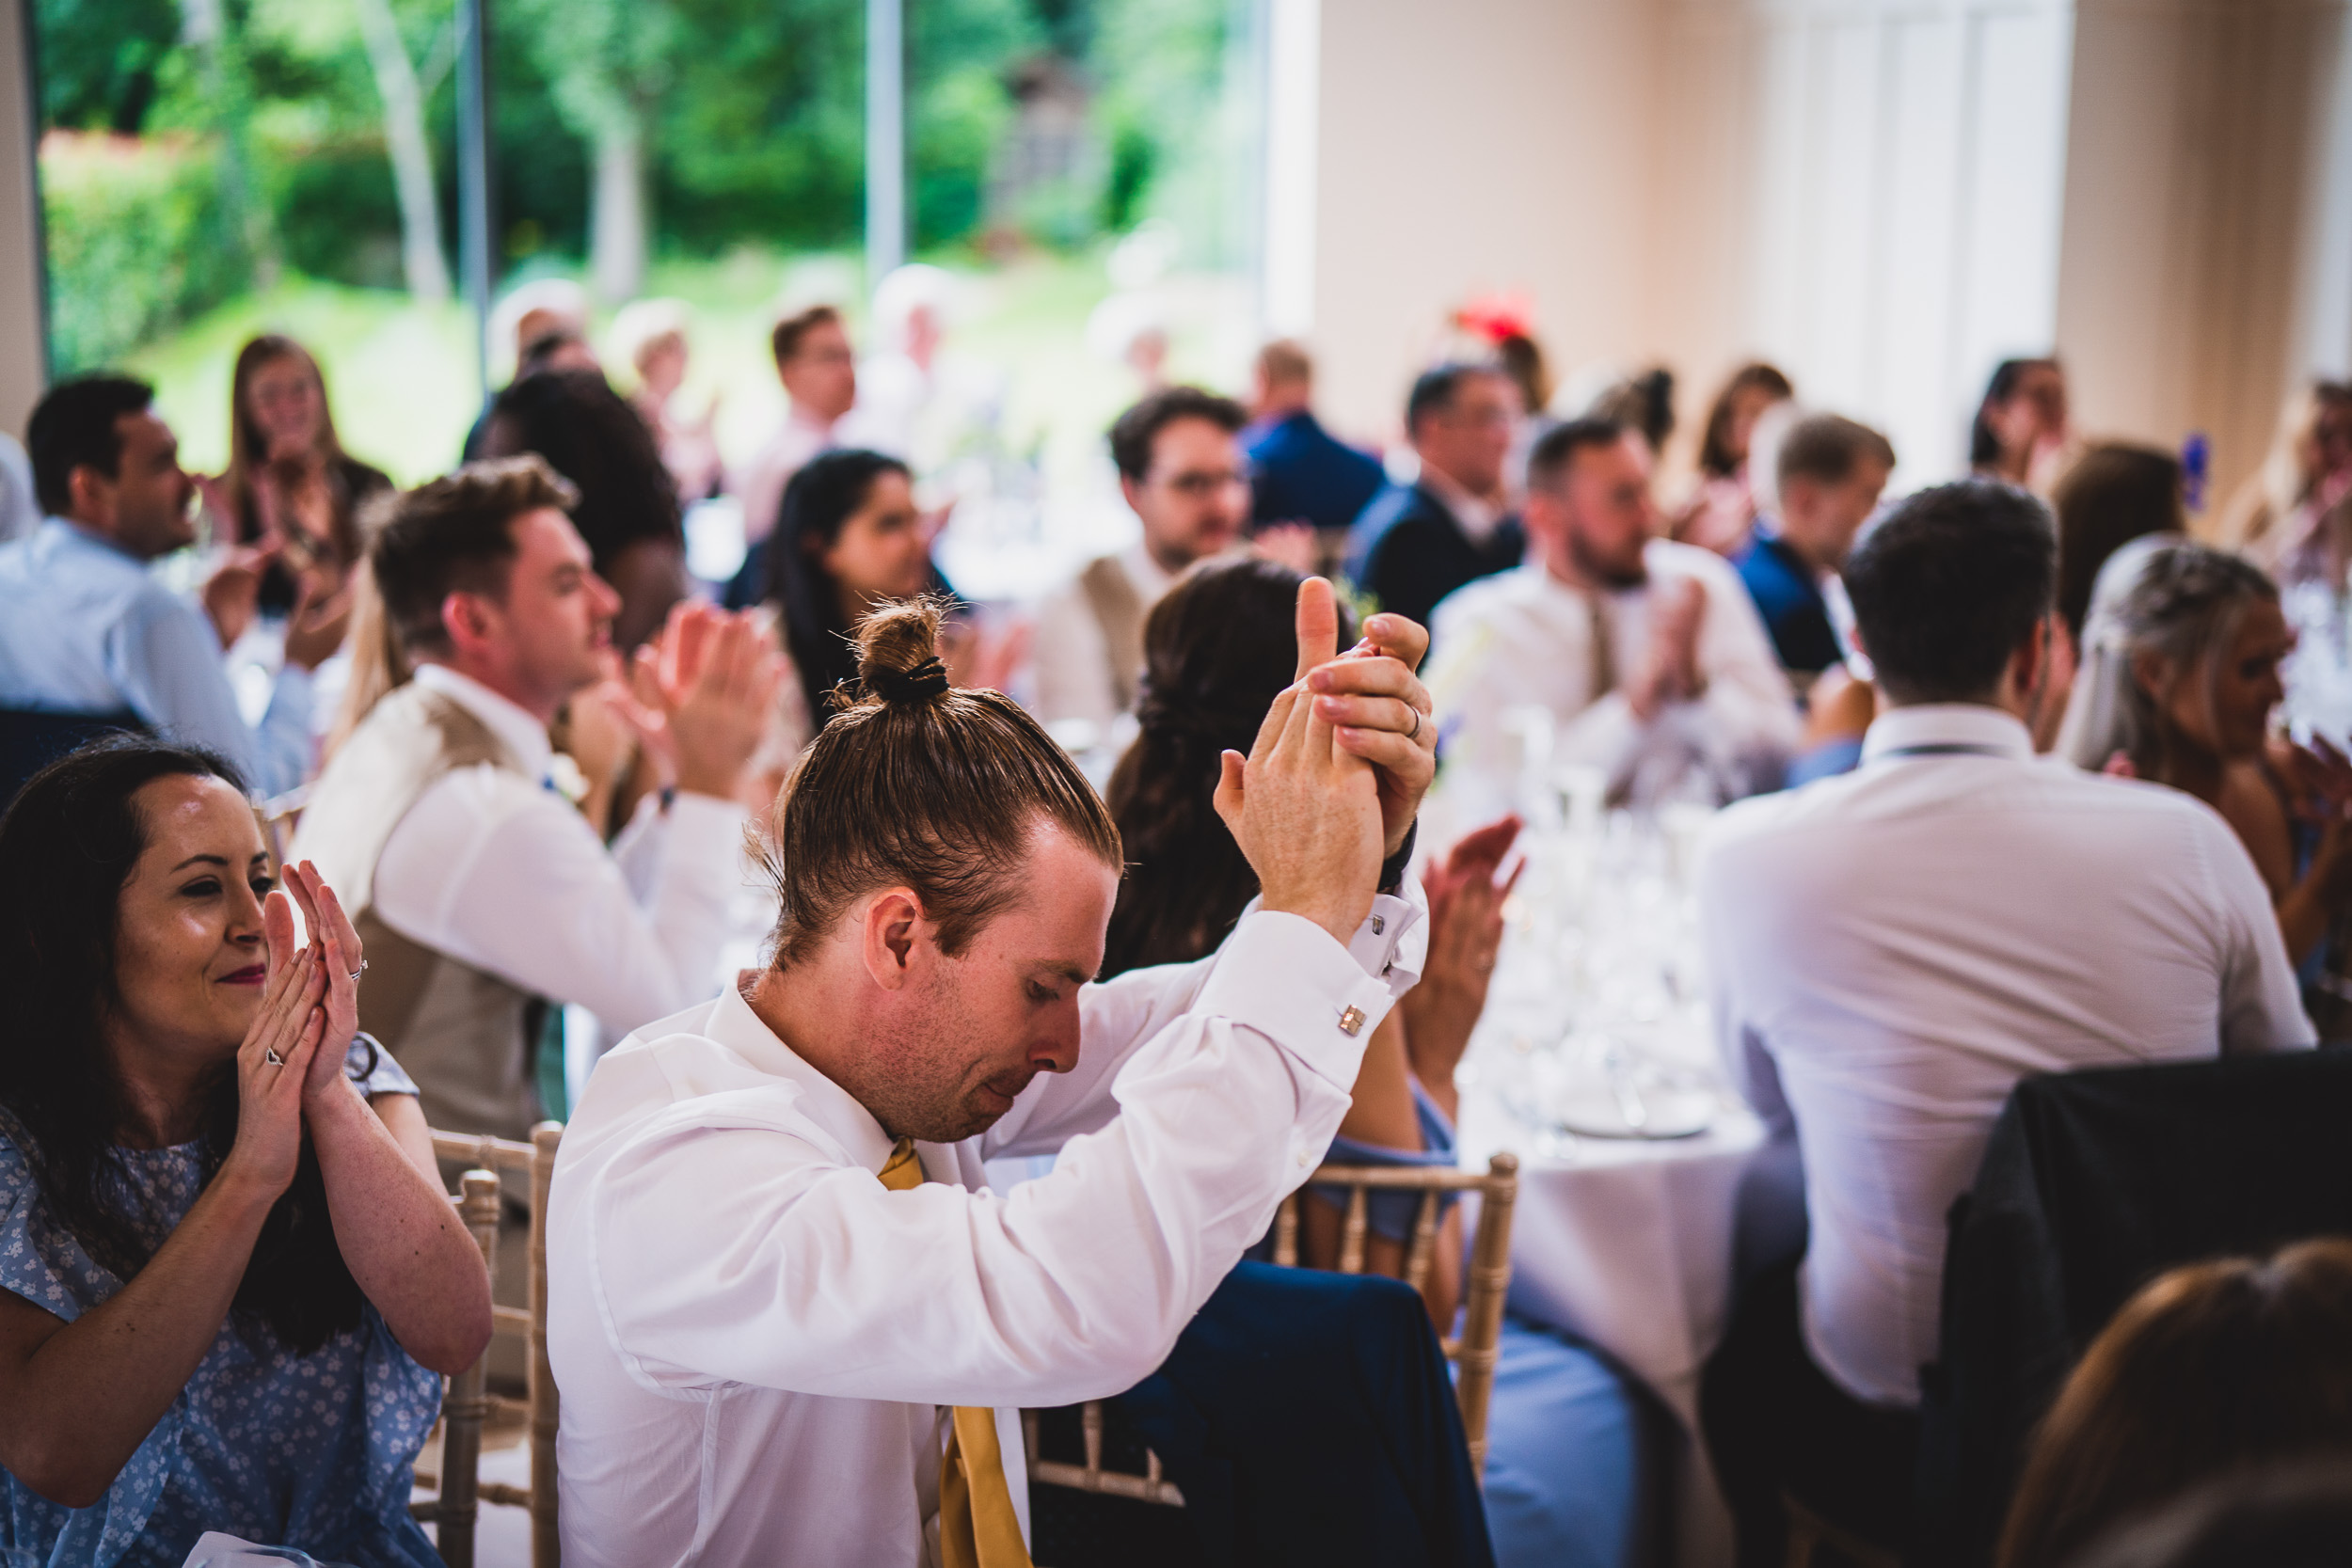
[127,246,1248,497]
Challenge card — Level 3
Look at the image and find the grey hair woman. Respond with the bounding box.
[2059,539,2352,965]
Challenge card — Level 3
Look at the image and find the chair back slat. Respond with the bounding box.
[1337,1184,1370,1274]
[418,1122,564,1568]
[1025,1150,1522,1502]
[434,1169,501,1568]
[1402,1187,1440,1292]
[530,1121,564,1568]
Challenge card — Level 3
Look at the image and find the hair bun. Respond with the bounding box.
[855,597,954,707]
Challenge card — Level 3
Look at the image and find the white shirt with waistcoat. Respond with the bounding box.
[1698,703,2315,1408]
[548,892,1425,1568]
[364,662,750,1039]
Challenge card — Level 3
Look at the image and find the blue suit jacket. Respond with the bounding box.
[1244,411,1388,535]
[1343,483,1524,639]
[1732,531,1841,674]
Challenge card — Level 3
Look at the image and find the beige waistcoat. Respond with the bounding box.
[1078,552,1150,715]
[292,682,545,1141]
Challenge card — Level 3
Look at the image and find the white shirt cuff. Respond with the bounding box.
[1195,909,1399,1094]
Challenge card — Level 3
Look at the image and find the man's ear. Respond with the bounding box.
[860,888,927,990]
[66,463,109,526]
[439,591,491,655]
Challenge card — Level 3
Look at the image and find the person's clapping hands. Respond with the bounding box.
[641,600,785,800]
[1214,578,1393,943]
[1303,607,1438,860]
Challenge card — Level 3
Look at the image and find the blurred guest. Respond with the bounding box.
[1731,414,1895,680]
[1088,292,1171,397]
[478,368,689,651]
[0,376,344,798]
[492,277,591,372]
[0,737,489,1564]
[196,335,389,615]
[1243,340,1387,542]
[2058,541,2352,967]
[1698,481,2312,1566]
[1106,557,1654,1568]
[1996,1241,2352,1568]
[293,458,776,1138]
[2055,443,2187,646]
[1591,367,1677,458]
[2220,380,2352,583]
[2069,1463,2352,1568]
[612,298,723,505]
[737,305,861,550]
[1428,418,1798,813]
[462,280,598,462]
[1031,388,1250,732]
[1345,364,1524,635]
[1971,356,2072,493]
[756,449,956,769]
[1672,363,1796,555]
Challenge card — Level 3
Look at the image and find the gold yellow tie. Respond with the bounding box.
[877,1137,1033,1568]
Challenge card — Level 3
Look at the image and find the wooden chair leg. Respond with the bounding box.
[438,1169,501,1568]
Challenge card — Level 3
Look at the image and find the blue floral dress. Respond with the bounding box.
[0,1041,446,1568]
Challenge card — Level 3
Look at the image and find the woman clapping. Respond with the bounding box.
[0,737,490,1566]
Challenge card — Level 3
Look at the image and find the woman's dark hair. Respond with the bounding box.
[1995,1240,2352,1568]
[1696,362,1795,478]
[483,368,681,570]
[0,736,372,1354]
[2072,1461,2352,1568]
[1972,356,2059,468]
[2053,443,2186,641]
[761,598,1120,965]
[1102,558,1356,978]
[761,448,953,726]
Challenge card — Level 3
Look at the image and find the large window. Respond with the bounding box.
[31,0,1261,540]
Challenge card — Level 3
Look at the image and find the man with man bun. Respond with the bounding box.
[549,581,1441,1566]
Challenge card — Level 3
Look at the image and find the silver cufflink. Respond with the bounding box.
[1338,1006,1366,1037]
[1371,915,1385,935]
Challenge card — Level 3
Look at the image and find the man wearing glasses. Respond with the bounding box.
[1031,387,1253,733]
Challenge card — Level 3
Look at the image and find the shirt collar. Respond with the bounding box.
[408,661,556,778]
[1120,538,1180,600]
[40,515,145,567]
[1859,703,2035,766]
[1419,466,1502,543]
[707,976,898,1176]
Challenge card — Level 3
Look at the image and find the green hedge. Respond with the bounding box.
[40,133,247,374]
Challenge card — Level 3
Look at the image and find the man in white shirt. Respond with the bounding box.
[1425,417,1799,814]
[549,579,1442,1567]
[1695,480,2313,1559]
[736,304,863,547]
[0,376,345,798]
[1029,387,1251,733]
[293,456,779,1138]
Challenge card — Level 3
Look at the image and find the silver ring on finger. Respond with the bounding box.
[348,958,368,983]
[264,1047,285,1068]
[1407,706,1423,743]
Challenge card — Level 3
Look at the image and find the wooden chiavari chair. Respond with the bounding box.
[1024,1150,1520,1506]
[413,1122,564,1568]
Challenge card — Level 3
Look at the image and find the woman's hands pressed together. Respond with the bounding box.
[224,905,327,1202]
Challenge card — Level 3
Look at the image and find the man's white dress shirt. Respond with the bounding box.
[1424,541,1799,813]
[1698,704,2315,1408]
[1027,539,1178,730]
[0,518,314,795]
[358,663,749,1038]
[548,895,1424,1568]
